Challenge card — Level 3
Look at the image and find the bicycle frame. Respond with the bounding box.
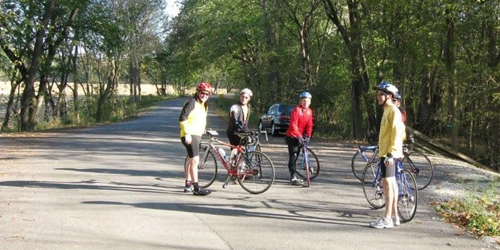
[359,145,378,162]
[371,160,415,200]
[202,134,244,178]
[202,130,267,189]
[301,143,311,187]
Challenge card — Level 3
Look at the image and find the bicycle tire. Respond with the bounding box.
[362,163,386,209]
[397,169,418,222]
[403,151,433,190]
[295,147,320,180]
[351,150,376,182]
[184,146,218,188]
[237,151,275,194]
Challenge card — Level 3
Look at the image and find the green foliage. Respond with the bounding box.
[1,0,500,169]
[436,182,500,237]
[31,95,173,131]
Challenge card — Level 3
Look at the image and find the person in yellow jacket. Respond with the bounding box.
[179,82,212,196]
[370,82,406,229]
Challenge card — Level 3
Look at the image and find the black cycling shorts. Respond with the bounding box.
[227,132,242,146]
[380,157,396,178]
[181,135,201,158]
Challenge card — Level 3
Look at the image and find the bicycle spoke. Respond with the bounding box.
[237,151,275,194]
[362,163,385,209]
[295,147,320,181]
[351,150,376,181]
[184,146,217,188]
[398,170,418,222]
[403,152,433,190]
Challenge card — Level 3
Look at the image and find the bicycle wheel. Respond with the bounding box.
[403,151,433,190]
[295,147,320,180]
[351,150,376,182]
[184,146,217,188]
[397,169,418,222]
[362,163,385,209]
[237,151,275,194]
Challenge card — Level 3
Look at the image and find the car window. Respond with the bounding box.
[269,105,277,114]
[283,105,295,115]
[277,105,283,113]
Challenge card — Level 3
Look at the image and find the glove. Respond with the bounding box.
[184,134,192,145]
[302,136,310,144]
[384,154,395,167]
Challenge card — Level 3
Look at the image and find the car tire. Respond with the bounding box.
[271,123,278,136]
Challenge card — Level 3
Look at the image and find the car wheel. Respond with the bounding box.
[258,121,264,132]
[271,123,278,136]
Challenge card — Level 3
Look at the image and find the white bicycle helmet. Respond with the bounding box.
[240,88,253,97]
[375,82,398,96]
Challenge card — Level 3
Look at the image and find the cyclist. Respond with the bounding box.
[226,88,253,159]
[179,82,213,196]
[285,91,314,186]
[394,92,407,123]
[394,92,414,144]
[370,82,406,228]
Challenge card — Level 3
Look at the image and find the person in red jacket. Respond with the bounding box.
[285,91,314,185]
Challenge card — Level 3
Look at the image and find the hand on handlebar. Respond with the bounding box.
[298,135,310,145]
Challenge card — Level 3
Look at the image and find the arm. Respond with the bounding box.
[387,109,405,157]
[179,98,196,141]
[304,109,314,137]
[229,105,247,132]
[288,108,300,137]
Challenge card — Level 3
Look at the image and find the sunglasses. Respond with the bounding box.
[240,95,251,100]
[199,92,210,97]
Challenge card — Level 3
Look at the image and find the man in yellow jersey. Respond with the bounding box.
[179,82,213,196]
[370,82,406,228]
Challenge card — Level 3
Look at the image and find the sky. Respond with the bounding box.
[165,0,181,19]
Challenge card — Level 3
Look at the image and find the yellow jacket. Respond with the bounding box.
[378,103,406,158]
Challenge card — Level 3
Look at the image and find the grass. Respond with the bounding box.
[436,181,500,240]
[2,94,175,132]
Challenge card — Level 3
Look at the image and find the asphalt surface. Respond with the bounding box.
[0,98,492,250]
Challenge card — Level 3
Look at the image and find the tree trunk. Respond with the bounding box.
[96,59,118,122]
[323,0,371,139]
[73,44,80,124]
[1,73,22,132]
[444,7,459,150]
[20,0,55,131]
[262,0,280,108]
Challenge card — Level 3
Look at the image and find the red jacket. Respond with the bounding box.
[286,106,314,138]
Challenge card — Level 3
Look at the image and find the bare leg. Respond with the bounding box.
[391,178,399,218]
[383,177,396,219]
[186,156,200,183]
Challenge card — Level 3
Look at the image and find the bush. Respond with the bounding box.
[436,182,500,237]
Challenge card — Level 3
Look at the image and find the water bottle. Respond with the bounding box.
[218,148,228,162]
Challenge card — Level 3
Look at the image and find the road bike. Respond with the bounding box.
[293,138,320,187]
[361,160,418,222]
[351,144,433,190]
[244,129,268,153]
[184,130,275,194]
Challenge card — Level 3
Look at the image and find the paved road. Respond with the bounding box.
[0,98,491,249]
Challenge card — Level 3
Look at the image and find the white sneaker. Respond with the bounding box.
[184,185,193,192]
[392,216,401,226]
[370,217,394,229]
[290,177,303,186]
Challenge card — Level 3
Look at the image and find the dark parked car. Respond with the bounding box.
[258,104,295,136]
